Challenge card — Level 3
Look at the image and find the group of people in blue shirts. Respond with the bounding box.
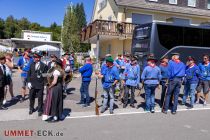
[90,53,210,114]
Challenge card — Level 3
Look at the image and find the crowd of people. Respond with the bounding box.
[0,50,75,123]
[92,53,210,114]
[0,49,210,123]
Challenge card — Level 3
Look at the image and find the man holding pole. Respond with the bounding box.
[98,56,119,114]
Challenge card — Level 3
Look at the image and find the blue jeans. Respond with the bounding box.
[102,86,115,111]
[164,78,182,112]
[182,83,198,106]
[144,84,158,111]
[80,81,90,104]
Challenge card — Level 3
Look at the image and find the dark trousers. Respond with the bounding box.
[29,88,44,112]
[0,87,4,107]
[80,81,90,105]
[124,85,135,105]
[164,78,182,112]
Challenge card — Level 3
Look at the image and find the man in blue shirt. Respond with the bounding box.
[78,55,93,107]
[163,53,186,115]
[99,57,119,114]
[196,54,210,106]
[122,56,140,108]
[159,56,170,107]
[141,56,161,113]
[182,56,200,108]
[17,50,33,102]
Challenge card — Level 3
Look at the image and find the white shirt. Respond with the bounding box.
[35,62,40,70]
[53,70,61,76]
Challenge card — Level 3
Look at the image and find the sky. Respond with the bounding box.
[0,0,95,27]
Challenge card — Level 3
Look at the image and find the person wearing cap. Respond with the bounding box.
[196,54,210,106]
[17,50,34,102]
[141,56,161,113]
[182,56,200,108]
[0,53,8,110]
[77,55,93,107]
[163,53,186,115]
[45,58,65,123]
[122,56,140,108]
[159,56,170,107]
[27,52,48,116]
[99,56,119,114]
[48,54,57,69]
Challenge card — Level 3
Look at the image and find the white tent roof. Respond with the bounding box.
[31,44,59,52]
[0,44,10,52]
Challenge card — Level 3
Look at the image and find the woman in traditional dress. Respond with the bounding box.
[44,58,65,122]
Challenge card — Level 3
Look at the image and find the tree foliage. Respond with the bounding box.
[62,2,90,52]
[0,15,61,41]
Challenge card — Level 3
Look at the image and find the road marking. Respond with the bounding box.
[200,129,208,133]
[184,125,192,129]
[1,105,210,122]
[66,107,210,120]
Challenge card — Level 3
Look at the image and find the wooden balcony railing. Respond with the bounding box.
[81,20,139,42]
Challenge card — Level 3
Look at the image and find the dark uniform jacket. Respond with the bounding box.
[0,65,6,88]
[27,61,48,89]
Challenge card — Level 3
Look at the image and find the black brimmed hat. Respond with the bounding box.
[50,54,57,59]
[55,58,63,67]
[64,52,70,55]
[84,54,90,59]
[131,56,138,61]
[33,52,42,58]
[147,56,158,62]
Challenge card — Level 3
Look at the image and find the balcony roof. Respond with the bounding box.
[114,0,210,18]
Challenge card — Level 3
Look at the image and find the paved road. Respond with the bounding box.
[0,109,210,140]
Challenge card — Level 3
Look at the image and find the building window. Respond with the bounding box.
[169,0,177,4]
[188,0,196,7]
[208,0,210,9]
[149,0,158,2]
[98,0,107,12]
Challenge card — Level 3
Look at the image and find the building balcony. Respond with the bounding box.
[80,20,139,43]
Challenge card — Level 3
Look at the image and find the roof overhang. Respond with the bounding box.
[11,38,61,49]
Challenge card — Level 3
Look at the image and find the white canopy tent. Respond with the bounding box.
[0,44,10,52]
[31,44,59,52]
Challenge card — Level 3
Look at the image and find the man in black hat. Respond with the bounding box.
[141,56,161,113]
[0,53,8,110]
[27,52,48,116]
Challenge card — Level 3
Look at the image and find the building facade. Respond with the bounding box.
[81,0,210,59]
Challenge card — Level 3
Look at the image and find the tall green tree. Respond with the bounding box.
[15,17,31,38]
[4,15,18,38]
[0,18,5,39]
[62,5,80,52]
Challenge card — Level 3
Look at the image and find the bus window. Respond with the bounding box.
[203,29,210,47]
[157,24,183,50]
[183,27,202,47]
[134,26,151,39]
